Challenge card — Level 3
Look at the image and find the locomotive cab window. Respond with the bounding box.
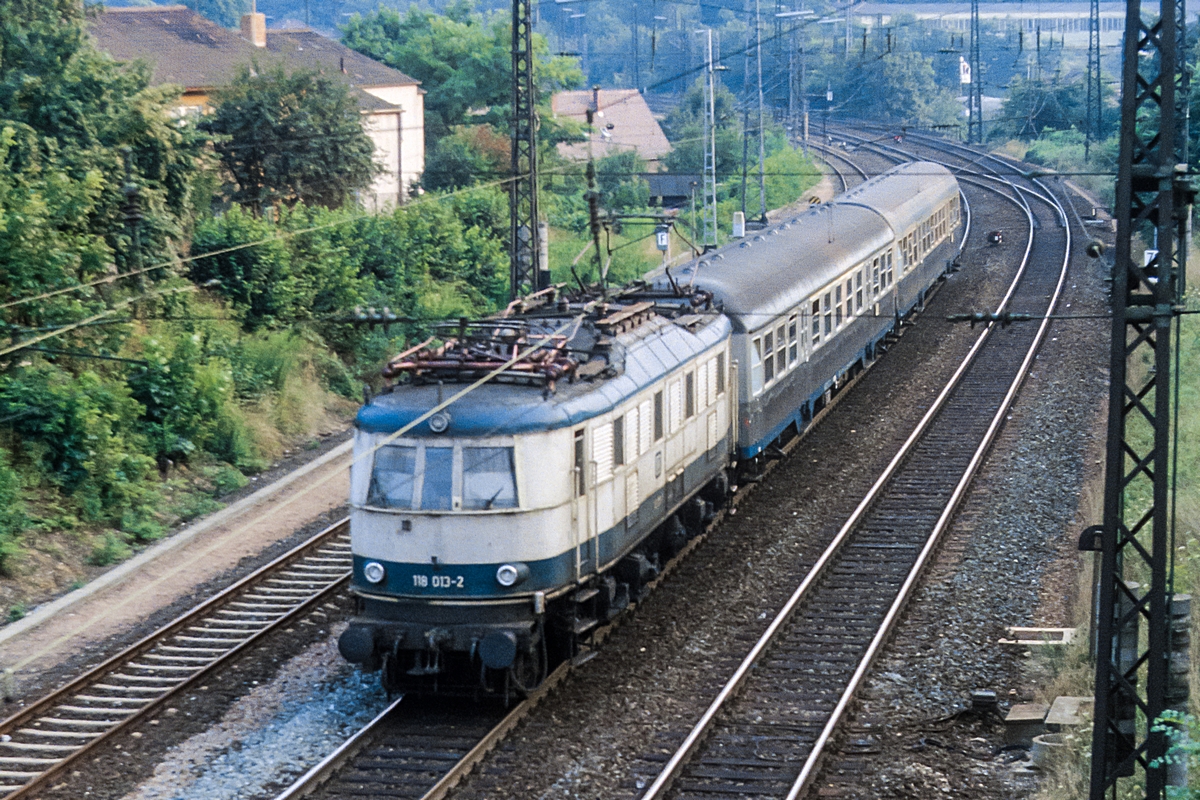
[421,447,454,511]
[368,445,417,509]
[462,447,517,510]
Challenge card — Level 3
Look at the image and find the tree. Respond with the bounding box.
[0,0,207,328]
[203,64,378,211]
[341,2,582,149]
[661,78,744,179]
[993,76,1088,140]
[596,151,650,211]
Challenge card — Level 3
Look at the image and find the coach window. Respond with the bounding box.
[775,324,787,374]
[574,429,586,496]
[811,300,821,344]
[368,445,417,509]
[750,338,764,394]
[823,293,833,335]
[685,372,695,418]
[654,391,664,441]
[872,258,881,296]
[844,279,854,317]
[764,330,776,384]
[788,315,798,364]
[421,447,454,511]
[613,415,625,466]
[834,287,843,328]
[462,447,517,510]
[855,271,864,311]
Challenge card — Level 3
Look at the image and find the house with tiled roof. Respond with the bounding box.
[90,6,425,208]
[552,89,672,169]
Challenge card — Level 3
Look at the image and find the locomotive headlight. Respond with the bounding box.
[428,411,451,433]
[363,561,387,584]
[495,562,530,587]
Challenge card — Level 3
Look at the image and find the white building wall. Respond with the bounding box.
[364,85,425,200]
[363,110,402,211]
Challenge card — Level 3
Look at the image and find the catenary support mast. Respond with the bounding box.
[1087,0,1191,792]
[1085,0,1102,159]
[967,0,982,144]
[509,0,543,298]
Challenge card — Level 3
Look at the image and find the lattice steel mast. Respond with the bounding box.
[510,0,543,298]
[699,28,719,251]
[1087,0,1192,791]
[967,0,982,144]
[1085,0,1102,159]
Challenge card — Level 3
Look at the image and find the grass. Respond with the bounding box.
[1031,241,1200,799]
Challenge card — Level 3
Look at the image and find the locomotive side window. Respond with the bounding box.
[716,352,726,394]
[421,447,454,511]
[462,448,517,510]
[368,445,417,509]
[638,399,652,452]
[750,338,764,394]
[811,300,821,343]
[613,415,625,466]
[775,324,786,374]
[788,315,798,364]
[574,429,586,496]
[685,372,695,418]
[654,391,664,441]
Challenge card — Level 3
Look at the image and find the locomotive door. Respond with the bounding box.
[572,428,595,579]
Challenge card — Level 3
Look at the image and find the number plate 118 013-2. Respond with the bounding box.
[413,574,465,589]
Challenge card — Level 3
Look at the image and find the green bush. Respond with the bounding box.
[0,451,26,575]
[88,532,132,567]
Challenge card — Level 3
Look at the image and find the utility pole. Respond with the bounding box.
[509,0,543,298]
[755,0,766,223]
[1085,0,1101,159]
[967,0,983,144]
[1086,0,1193,793]
[697,28,719,251]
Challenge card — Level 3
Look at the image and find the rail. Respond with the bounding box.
[0,519,352,798]
[639,137,1071,799]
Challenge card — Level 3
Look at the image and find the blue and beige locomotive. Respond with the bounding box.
[338,162,963,696]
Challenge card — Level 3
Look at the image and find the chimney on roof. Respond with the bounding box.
[240,12,266,48]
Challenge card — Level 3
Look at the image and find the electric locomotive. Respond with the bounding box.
[338,162,963,697]
[339,287,735,696]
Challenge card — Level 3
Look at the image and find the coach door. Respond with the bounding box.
[572,428,595,579]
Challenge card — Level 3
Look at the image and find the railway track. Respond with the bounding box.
[627,138,1071,799]
[0,519,353,798]
[267,144,981,800]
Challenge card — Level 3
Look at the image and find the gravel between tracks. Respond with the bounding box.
[445,174,1042,799]
[810,179,1110,798]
